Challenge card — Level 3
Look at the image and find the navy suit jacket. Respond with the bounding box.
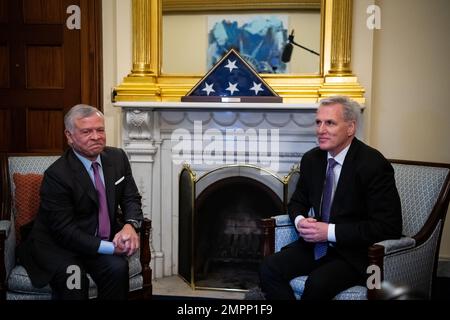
[288,138,402,274]
[18,147,143,288]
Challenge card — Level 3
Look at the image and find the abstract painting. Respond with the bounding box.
[207,15,288,74]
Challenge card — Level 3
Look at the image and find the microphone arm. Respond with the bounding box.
[287,30,320,56]
[291,39,320,56]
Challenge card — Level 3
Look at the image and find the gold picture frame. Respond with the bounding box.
[113,0,364,103]
[162,0,321,12]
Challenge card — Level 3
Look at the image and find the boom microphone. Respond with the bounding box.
[281,30,295,63]
[281,43,293,63]
[281,29,320,63]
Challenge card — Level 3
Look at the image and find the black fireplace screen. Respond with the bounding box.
[178,167,195,286]
[180,173,284,291]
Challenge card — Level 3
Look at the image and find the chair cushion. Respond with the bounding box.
[8,251,143,299]
[7,265,143,299]
[8,265,53,294]
[289,276,307,300]
[334,286,367,300]
[289,275,367,300]
[13,173,43,245]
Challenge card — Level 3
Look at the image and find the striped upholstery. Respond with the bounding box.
[392,164,448,236]
[381,221,441,298]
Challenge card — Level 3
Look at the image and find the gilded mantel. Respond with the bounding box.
[113,0,364,103]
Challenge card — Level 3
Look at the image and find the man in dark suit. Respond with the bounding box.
[18,104,143,299]
[259,96,402,300]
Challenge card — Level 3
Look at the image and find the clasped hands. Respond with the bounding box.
[112,224,140,256]
[296,217,328,243]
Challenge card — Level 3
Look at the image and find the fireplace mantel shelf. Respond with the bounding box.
[114,101,319,111]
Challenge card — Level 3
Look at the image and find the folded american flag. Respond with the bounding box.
[182,49,281,103]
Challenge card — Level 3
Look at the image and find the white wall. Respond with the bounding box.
[369,0,450,258]
[351,0,375,141]
[102,0,132,147]
[371,0,450,162]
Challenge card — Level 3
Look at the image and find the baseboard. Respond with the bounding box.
[437,259,450,278]
[439,256,450,262]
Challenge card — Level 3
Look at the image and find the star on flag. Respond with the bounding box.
[202,82,215,96]
[226,82,239,95]
[249,82,264,95]
[224,59,238,72]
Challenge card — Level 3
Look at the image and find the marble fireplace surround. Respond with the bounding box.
[114,101,321,279]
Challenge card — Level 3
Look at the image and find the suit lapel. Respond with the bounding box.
[314,151,328,218]
[100,150,116,221]
[67,149,98,206]
[332,138,360,215]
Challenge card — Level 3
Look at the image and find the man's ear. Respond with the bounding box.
[347,121,356,136]
[64,129,73,144]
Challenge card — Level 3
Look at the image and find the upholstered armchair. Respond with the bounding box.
[261,160,450,300]
[0,153,152,300]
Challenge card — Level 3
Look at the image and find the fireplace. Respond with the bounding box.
[178,168,285,290]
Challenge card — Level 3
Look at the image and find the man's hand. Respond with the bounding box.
[297,217,328,243]
[113,224,140,256]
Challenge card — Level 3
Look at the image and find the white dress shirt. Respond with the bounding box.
[295,143,351,243]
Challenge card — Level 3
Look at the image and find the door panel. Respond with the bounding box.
[23,0,63,24]
[0,108,10,151]
[27,108,64,152]
[27,46,64,88]
[0,45,8,87]
[0,0,7,23]
[0,0,101,153]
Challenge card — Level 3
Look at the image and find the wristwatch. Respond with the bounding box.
[126,219,141,233]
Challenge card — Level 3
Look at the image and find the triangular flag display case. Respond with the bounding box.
[182,49,282,103]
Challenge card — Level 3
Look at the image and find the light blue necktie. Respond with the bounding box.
[92,162,110,240]
[314,158,337,260]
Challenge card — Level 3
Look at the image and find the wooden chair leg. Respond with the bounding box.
[139,218,152,299]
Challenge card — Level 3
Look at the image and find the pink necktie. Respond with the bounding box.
[314,158,337,260]
[92,162,110,240]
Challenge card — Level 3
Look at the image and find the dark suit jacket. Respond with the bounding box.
[288,138,402,274]
[18,147,143,288]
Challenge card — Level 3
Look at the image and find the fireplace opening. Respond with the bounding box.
[194,176,283,290]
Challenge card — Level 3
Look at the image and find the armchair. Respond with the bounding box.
[0,153,152,300]
[261,159,450,300]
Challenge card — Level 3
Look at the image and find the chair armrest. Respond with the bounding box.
[261,214,299,256]
[273,214,292,226]
[0,220,11,238]
[373,237,416,255]
[271,216,416,256]
[367,232,437,299]
[368,236,418,279]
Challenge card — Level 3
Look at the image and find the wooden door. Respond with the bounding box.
[0,0,102,153]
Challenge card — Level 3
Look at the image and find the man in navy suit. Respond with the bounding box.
[18,104,143,299]
[259,96,402,300]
